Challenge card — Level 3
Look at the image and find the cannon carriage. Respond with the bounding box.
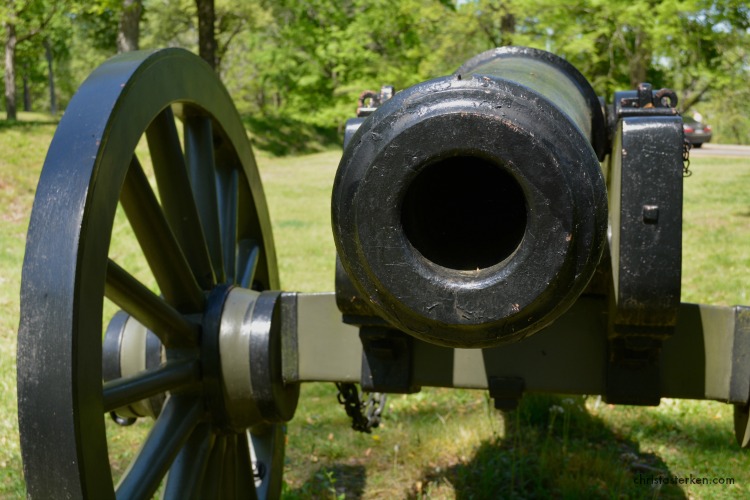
[15,46,750,498]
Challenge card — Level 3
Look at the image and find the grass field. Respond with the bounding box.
[1,114,750,498]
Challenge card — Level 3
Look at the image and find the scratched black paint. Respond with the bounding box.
[332,47,608,348]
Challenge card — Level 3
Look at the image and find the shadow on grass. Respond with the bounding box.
[608,401,739,453]
[283,463,367,499]
[0,119,58,130]
[407,394,687,499]
[243,114,341,157]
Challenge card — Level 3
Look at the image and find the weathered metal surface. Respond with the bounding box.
[456,46,608,160]
[17,48,283,498]
[288,293,363,384]
[604,87,685,405]
[332,47,608,348]
[608,103,683,333]
[360,327,419,393]
[102,311,168,419]
[286,293,749,405]
[213,288,299,431]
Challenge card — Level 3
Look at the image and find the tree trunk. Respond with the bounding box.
[500,13,516,46]
[195,0,217,70]
[44,38,56,115]
[117,0,143,53]
[477,3,516,47]
[626,30,650,89]
[23,68,31,112]
[4,22,17,121]
[256,87,266,113]
[628,56,649,89]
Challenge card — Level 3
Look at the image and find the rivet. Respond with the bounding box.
[643,205,659,224]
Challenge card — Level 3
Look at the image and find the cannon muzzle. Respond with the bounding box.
[332,47,608,348]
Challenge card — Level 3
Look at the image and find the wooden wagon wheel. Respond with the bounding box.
[17,48,298,498]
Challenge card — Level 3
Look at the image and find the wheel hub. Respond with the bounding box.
[203,286,299,432]
[103,285,299,433]
[103,311,165,421]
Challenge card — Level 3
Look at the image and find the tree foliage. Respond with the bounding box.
[2,0,62,119]
[2,0,749,146]
[522,0,750,110]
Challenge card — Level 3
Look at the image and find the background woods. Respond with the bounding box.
[1,0,749,146]
[2,1,750,498]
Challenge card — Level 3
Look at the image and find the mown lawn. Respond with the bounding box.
[1,115,749,498]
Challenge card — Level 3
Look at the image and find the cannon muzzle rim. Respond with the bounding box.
[456,46,608,161]
[332,74,608,348]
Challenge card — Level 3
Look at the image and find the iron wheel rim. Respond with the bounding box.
[18,48,285,499]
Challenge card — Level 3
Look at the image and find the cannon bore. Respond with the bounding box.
[332,47,608,348]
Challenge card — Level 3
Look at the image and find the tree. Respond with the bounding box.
[43,37,55,113]
[668,0,750,113]
[195,0,216,69]
[117,0,142,52]
[13,7,72,115]
[522,0,750,109]
[142,0,253,73]
[245,0,448,126]
[2,0,59,120]
[41,0,748,146]
[474,0,518,47]
[72,0,141,54]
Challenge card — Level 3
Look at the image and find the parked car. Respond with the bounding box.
[683,116,712,148]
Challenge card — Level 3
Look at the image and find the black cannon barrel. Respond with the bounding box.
[332,47,608,348]
[456,47,608,160]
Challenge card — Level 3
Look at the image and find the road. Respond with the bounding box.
[689,143,750,158]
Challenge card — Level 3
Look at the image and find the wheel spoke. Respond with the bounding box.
[121,155,205,313]
[220,434,238,498]
[163,423,214,500]
[200,434,227,498]
[146,106,215,289]
[17,49,283,499]
[184,115,225,283]
[103,359,200,413]
[116,395,203,500]
[105,259,198,348]
[236,431,259,498]
[218,168,239,283]
[249,424,285,499]
[237,240,260,289]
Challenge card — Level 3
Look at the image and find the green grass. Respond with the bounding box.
[681,158,750,305]
[2,118,750,498]
[259,150,339,292]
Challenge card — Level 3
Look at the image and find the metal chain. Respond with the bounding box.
[682,135,692,177]
[335,382,386,433]
[363,390,387,428]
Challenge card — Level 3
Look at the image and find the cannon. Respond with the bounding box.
[333,47,608,348]
[15,46,749,498]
